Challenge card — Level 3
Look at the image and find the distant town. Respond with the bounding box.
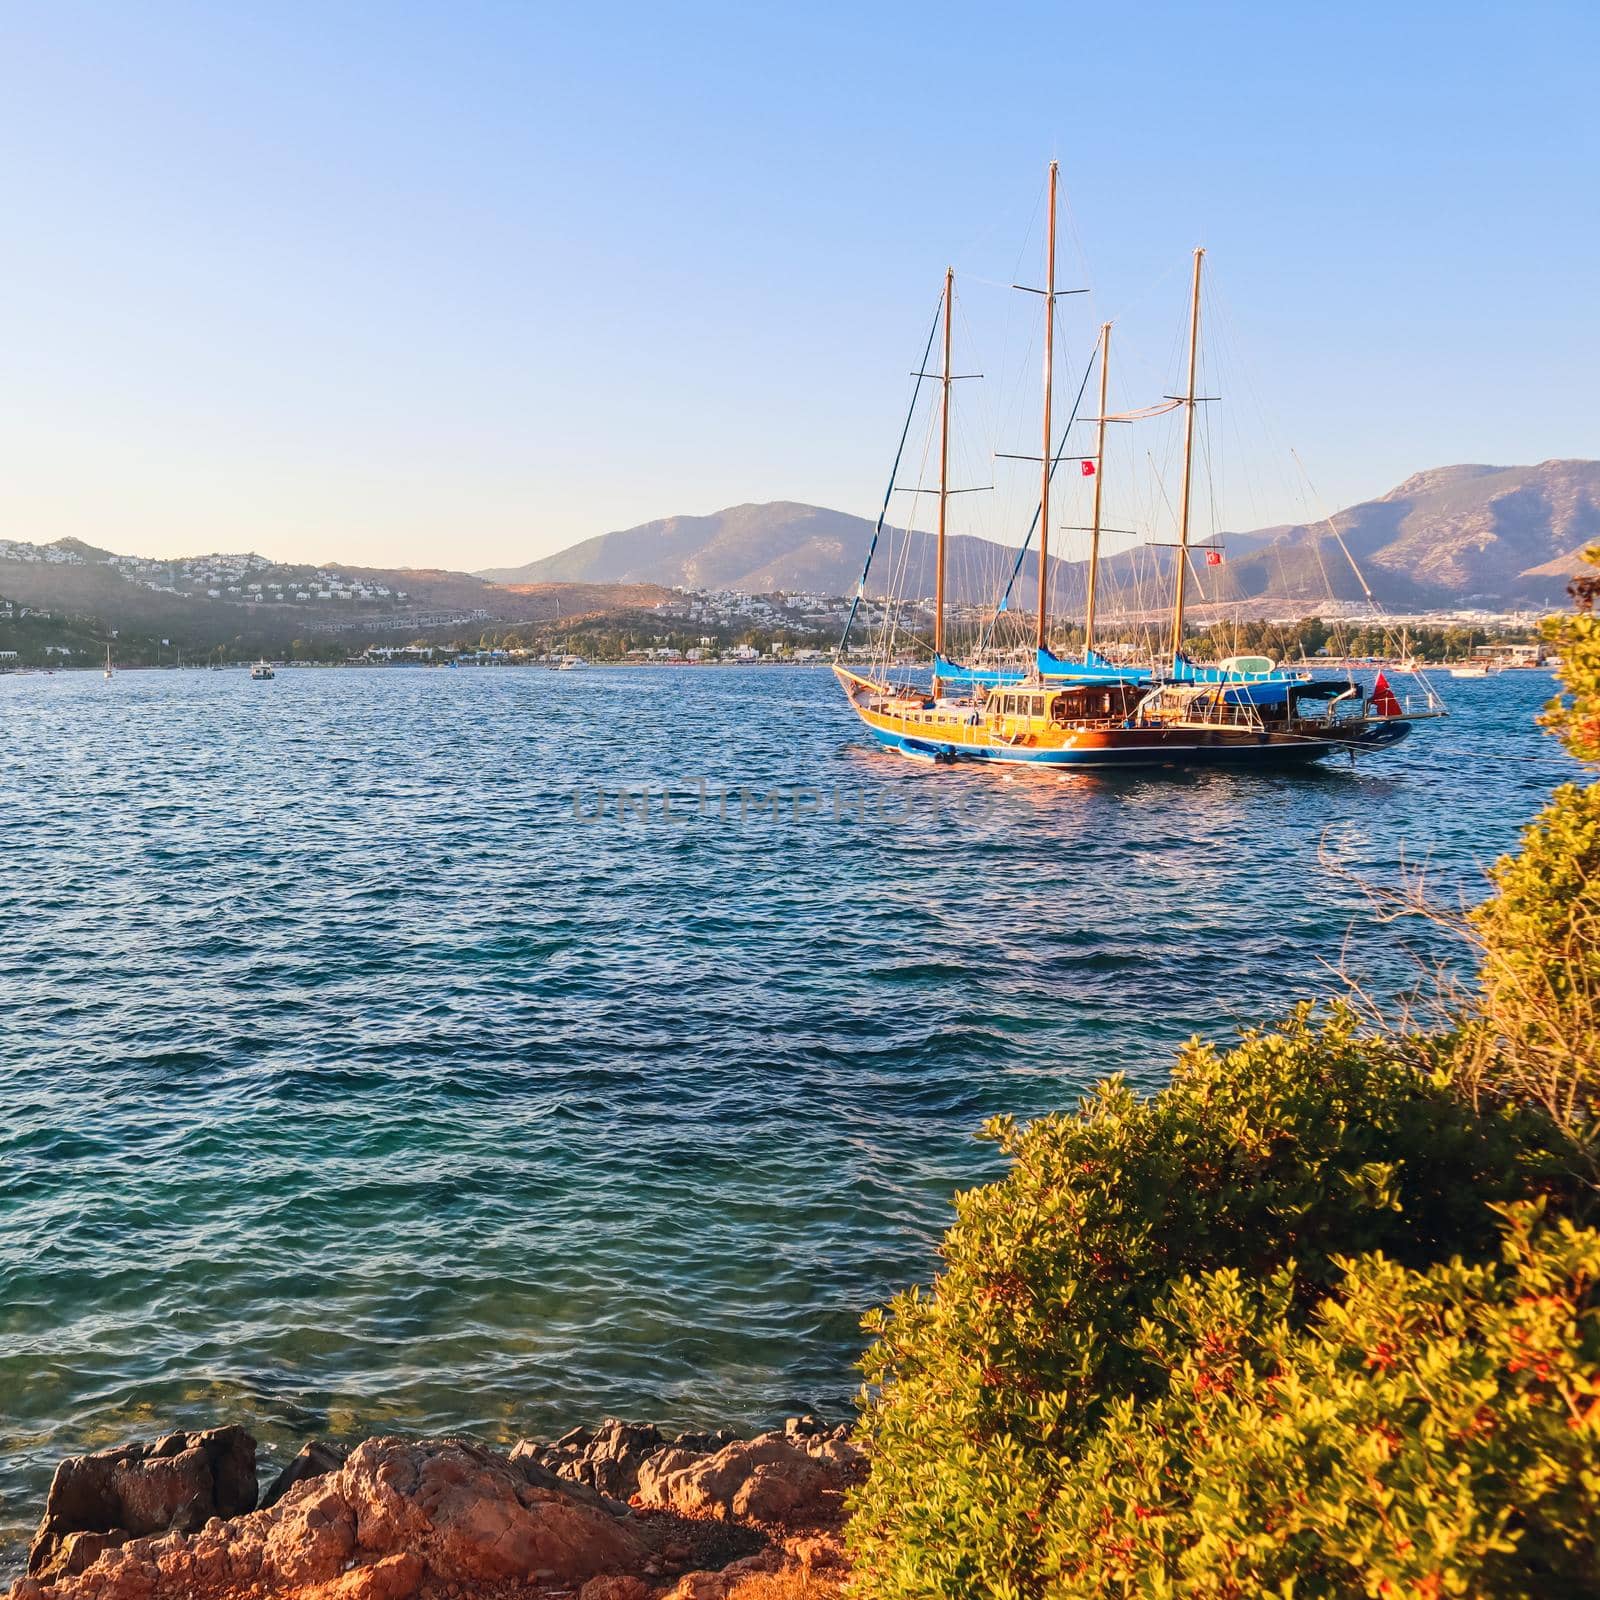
[0,535,1564,672]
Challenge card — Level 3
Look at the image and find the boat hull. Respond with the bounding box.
[858,717,1407,768]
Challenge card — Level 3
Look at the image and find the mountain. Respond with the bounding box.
[1226,460,1600,607]
[483,462,1600,609]
[479,502,884,591]
[477,500,1082,608]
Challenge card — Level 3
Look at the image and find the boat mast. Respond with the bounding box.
[932,265,953,698]
[1035,161,1058,657]
[1084,320,1111,658]
[1169,246,1205,666]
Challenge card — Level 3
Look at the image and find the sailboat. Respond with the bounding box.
[833,164,1445,769]
[933,225,1310,702]
[103,644,113,680]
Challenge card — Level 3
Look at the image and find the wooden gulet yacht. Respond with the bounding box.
[833,164,1444,770]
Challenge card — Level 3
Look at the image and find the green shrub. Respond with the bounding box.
[1046,1205,1600,1598]
[849,1010,1577,1598]
[1468,551,1600,1158]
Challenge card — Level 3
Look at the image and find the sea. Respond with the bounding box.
[0,663,1576,1563]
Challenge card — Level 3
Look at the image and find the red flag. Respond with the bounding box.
[1080,459,1096,477]
[1372,672,1401,717]
[1205,549,1223,566]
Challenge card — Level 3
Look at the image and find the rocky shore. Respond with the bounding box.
[9,1419,863,1600]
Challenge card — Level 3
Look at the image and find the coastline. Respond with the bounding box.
[9,1417,860,1600]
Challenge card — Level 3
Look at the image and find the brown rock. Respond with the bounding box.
[300,1552,424,1600]
[261,1440,349,1510]
[26,1429,256,1580]
[577,1578,653,1600]
[507,1445,628,1517]
[731,1460,831,1526]
[659,1551,781,1600]
[633,1447,704,1508]
[46,1532,129,1580]
[783,1532,847,1571]
[262,1482,357,1585]
[634,1433,857,1529]
[518,1420,665,1500]
[339,1436,643,1583]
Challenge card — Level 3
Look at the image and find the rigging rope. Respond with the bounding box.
[838,295,945,654]
[973,344,1100,657]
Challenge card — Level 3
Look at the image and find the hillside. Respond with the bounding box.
[483,462,1600,609]
[1235,460,1600,606]
[479,502,885,592]
[0,538,675,649]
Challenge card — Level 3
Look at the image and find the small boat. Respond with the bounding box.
[557,656,585,671]
[250,661,275,680]
[1448,662,1493,678]
[103,645,113,680]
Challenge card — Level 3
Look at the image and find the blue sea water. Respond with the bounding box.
[0,664,1576,1561]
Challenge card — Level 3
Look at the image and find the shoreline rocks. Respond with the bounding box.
[28,1428,258,1582]
[9,1418,863,1600]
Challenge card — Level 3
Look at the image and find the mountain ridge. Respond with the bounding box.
[480,461,1600,608]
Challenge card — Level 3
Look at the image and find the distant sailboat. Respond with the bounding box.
[103,645,113,680]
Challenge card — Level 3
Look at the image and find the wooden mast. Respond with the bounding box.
[1035,161,1058,656]
[1084,320,1111,658]
[932,265,953,699]
[1169,246,1204,665]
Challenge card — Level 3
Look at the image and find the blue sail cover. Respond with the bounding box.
[1037,648,1151,683]
[933,653,1032,686]
[935,648,1310,701]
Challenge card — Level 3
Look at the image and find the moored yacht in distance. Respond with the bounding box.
[250,660,275,680]
[833,161,1445,770]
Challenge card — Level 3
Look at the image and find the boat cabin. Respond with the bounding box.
[985,683,1141,730]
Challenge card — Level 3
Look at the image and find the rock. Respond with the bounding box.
[262,1481,357,1585]
[26,1428,257,1580]
[506,1446,629,1519]
[338,1436,643,1584]
[732,1460,830,1525]
[634,1447,705,1508]
[634,1432,863,1529]
[44,1532,128,1579]
[300,1552,424,1600]
[261,1440,349,1510]
[577,1578,653,1600]
[662,1575,727,1600]
[12,1422,857,1600]
[784,1532,847,1571]
[519,1419,665,1500]
[660,1550,781,1600]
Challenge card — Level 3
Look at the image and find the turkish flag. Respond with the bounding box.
[1372,672,1402,717]
[1205,549,1223,566]
[1080,460,1096,477]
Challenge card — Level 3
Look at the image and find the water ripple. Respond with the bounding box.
[0,665,1571,1560]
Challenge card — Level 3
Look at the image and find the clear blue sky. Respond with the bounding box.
[0,0,1594,571]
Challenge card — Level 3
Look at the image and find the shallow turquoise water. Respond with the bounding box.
[0,664,1574,1558]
